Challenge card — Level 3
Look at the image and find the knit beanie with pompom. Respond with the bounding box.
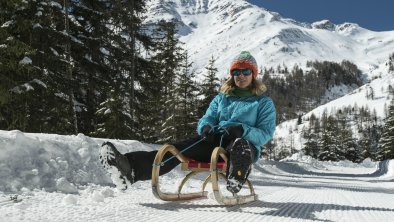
[229,51,258,78]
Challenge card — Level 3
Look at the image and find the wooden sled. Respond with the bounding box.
[151,144,257,205]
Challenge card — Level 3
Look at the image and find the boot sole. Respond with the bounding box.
[226,139,252,193]
[100,142,131,190]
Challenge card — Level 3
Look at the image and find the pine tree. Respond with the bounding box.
[1,0,156,138]
[86,0,155,139]
[369,124,382,160]
[94,89,132,139]
[110,0,153,139]
[0,0,64,132]
[0,0,96,134]
[388,52,394,72]
[198,55,220,117]
[318,116,342,161]
[138,61,163,143]
[34,0,83,134]
[340,124,360,162]
[297,114,303,125]
[83,0,133,138]
[68,1,113,135]
[303,128,320,158]
[173,50,199,140]
[152,20,182,143]
[377,98,394,160]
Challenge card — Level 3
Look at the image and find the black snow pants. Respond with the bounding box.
[124,134,248,182]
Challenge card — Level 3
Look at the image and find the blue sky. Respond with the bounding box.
[247,0,394,31]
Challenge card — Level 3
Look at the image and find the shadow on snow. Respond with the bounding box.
[140,199,394,222]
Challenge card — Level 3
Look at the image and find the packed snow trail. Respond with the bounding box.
[0,130,393,221]
[1,160,394,222]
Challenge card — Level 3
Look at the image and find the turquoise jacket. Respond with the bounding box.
[197,93,276,161]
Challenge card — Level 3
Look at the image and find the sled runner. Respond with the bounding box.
[151,144,257,205]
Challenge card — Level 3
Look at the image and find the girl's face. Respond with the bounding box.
[232,69,253,88]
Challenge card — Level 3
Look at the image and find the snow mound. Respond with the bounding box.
[62,194,78,205]
[0,130,391,194]
[280,152,379,173]
[379,160,394,179]
[0,130,153,193]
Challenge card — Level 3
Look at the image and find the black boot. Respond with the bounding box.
[99,141,135,189]
[226,138,254,194]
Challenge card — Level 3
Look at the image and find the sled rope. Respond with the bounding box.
[220,128,229,147]
[153,137,206,167]
[154,126,227,167]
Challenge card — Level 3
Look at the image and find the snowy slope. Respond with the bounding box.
[144,0,394,78]
[274,61,394,151]
[1,130,394,221]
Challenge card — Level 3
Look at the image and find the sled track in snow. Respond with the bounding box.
[1,161,393,222]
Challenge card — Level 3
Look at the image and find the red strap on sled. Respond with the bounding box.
[185,159,226,171]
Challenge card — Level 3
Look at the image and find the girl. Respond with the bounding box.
[99,51,276,193]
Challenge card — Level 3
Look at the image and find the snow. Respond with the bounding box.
[49,1,62,9]
[1,0,394,220]
[10,83,34,93]
[306,72,392,118]
[19,57,32,65]
[274,65,394,151]
[0,130,152,193]
[1,20,14,28]
[380,160,394,179]
[62,194,77,205]
[33,23,42,29]
[144,0,394,80]
[100,47,109,56]
[0,130,393,221]
[50,47,59,56]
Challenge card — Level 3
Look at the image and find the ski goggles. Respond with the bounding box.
[231,69,253,76]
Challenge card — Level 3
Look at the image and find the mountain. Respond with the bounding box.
[144,0,394,79]
[144,0,394,155]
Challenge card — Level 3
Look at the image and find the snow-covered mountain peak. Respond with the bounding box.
[312,20,335,31]
[144,0,394,79]
[336,22,366,36]
[272,28,316,44]
[178,0,251,14]
[145,0,274,26]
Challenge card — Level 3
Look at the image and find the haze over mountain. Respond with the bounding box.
[144,0,394,78]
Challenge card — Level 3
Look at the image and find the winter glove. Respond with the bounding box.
[224,125,244,140]
[201,125,215,142]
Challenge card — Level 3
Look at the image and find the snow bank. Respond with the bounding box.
[0,130,390,194]
[0,130,153,193]
[379,159,394,179]
[387,160,394,178]
[281,152,378,173]
[282,152,376,167]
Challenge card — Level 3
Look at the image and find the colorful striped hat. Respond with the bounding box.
[230,51,258,78]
